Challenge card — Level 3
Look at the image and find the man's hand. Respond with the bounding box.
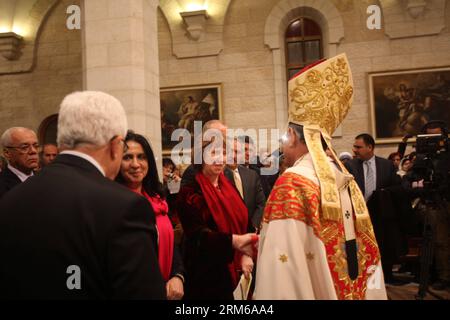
[166,276,184,300]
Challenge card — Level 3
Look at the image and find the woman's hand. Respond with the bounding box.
[166,276,184,300]
[241,254,254,280]
[232,233,259,257]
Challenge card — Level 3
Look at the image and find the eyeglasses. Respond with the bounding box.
[121,139,129,153]
[5,143,40,154]
[110,135,129,153]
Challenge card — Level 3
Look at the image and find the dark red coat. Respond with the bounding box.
[177,181,237,300]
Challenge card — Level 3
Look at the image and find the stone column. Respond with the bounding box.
[81,0,162,163]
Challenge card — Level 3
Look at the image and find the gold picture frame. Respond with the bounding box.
[160,83,223,154]
[368,67,450,144]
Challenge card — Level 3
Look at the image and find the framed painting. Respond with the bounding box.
[368,67,450,143]
[160,83,222,153]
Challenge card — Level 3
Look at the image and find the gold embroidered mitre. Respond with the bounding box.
[288,54,370,228]
[288,54,353,140]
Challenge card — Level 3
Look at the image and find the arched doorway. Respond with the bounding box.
[38,114,58,145]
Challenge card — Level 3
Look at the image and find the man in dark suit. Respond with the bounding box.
[0,91,165,299]
[345,134,400,199]
[226,138,266,232]
[345,133,403,284]
[0,127,40,198]
[240,135,274,198]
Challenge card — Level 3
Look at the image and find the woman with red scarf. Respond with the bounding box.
[116,131,185,300]
[177,140,258,299]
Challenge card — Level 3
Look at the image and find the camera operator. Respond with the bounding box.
[403,120,450,291]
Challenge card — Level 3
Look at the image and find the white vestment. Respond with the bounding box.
[254,154,387,300]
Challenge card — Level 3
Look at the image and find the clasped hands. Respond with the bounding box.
[232,233,259,279]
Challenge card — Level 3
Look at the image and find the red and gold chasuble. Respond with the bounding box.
[255,155,387,300]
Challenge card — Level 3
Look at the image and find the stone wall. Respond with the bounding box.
[0,0,82,140]
[1,0,449,160]
[158,0,450,158]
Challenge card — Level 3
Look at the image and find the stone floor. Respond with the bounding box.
[386,270,449,300]
[387,282,450,300]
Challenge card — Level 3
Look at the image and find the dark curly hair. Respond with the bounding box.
[116,130,164,198]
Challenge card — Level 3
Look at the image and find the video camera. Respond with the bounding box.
[415,133,449,157]
[404,121,450,299]
[406,121,450,201]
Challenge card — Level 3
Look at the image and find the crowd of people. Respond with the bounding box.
[0,55,448,300]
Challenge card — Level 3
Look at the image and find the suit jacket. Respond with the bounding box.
[345,156,407,264]
[0,166,22,199]
[225,165,266,231]
[0,154,166,299]
[248,163,275,198]
[345,156,400,195]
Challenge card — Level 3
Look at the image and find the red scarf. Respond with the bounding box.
[195,171,248,287]
[130,188,174,282]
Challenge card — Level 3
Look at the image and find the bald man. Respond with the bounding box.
[0,127,39,198]
[39,143,59,167]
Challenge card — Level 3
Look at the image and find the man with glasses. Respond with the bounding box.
[0,127,39,198]
[0,91,165,299]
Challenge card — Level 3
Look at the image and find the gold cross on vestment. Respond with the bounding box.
[306,252,315,261]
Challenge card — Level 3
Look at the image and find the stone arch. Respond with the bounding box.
[38,113,58,144]
[263,0,345,130]
[0,0,60,74]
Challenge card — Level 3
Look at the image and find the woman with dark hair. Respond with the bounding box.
[176,140,258,300]
[116,131,185,300]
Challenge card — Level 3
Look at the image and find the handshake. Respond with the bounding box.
[232,233,259,279]
[232,233,259,258]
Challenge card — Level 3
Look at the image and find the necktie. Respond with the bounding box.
[233,169,244,199]
[364,161,375,202]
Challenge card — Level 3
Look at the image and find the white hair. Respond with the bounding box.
[57,91,128,149]
[1,127,35,149]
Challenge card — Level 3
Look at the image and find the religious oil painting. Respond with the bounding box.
[160,84,222,152]
[369,67,450,143]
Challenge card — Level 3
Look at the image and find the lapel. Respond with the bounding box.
[375,156,382,190]
[224,166,235,186]
[237,166,248,198]
[356,160,365,195]
[3,166,22,187]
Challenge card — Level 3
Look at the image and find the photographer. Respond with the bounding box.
[403,121,450,291]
